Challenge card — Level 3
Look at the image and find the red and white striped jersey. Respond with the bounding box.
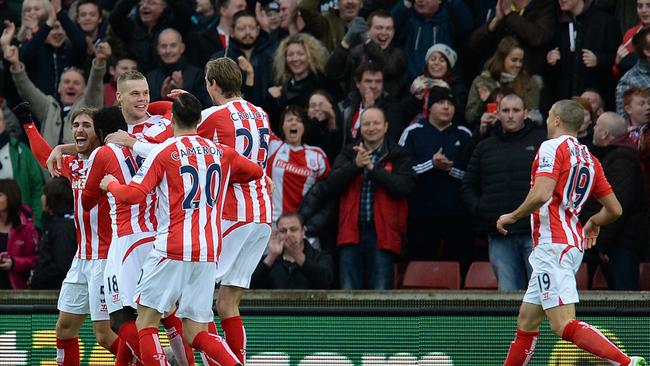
[108,135,264,261]
[266,139,329,222]
[129,114,172,143]
[530,135,612,250]
[198,100,273,223]
[23,123,111,259]
[83,143,158,238]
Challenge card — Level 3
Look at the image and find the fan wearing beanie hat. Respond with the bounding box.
[425,44,457,69]
[426,86,456,111]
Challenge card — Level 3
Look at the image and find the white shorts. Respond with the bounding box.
[104,232,155,314]
[523,243,583,310]
[135,250,216,323]
[57,257,109,321]
[215,221,272,288]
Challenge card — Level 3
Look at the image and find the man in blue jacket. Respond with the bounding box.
[399,86,473,273]
[391,0,473,79]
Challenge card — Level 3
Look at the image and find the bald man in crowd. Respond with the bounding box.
[585,112,648,290]
[146,28,212,107]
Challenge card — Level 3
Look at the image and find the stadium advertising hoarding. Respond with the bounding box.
[1,314,648,365]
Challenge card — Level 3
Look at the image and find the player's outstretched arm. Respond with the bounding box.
[583,193,622,249]
[497,176,556,235]
[101,177,150,205]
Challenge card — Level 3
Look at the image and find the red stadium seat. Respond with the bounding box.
[464,261,498,289]
[401,261,461,289]
[592,265,608,290]
[640,263,650,291]
[576,263,589,290]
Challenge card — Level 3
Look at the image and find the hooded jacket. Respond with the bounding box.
[390,0,473,79]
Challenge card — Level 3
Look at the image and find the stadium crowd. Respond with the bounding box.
[0,0,649,292]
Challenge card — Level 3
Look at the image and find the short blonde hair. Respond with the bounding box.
[117,70,146,91]
[205,58,242,98]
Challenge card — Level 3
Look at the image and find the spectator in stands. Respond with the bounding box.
[328,107,415,289]
[16,0,50,43]
[620,87,650,146]
[103,53,138,106]
[0,179,38,290]
[616,27,650,115]
[0,100,21,140]
[257,1,282,34]
[595,0,640,33]
[390,0,473,79]
[466,36,542,127]
[407,43,467,124]
[267,106,330,223]
[74,1,106,54]
[305,89,343,163]
[192,0,218,31]
[0,105,44,228]
[339,62,404,145]
[399,86,473,272]
[146,28,211,107]
[581,88,605,118]
[469,0,555,77]
[278,0,305,36]
[613,0,650,78]
[572,96,596,149]
[212,11,277,107]
[325,10,406,96]
[250,213,334,289]
[30,177,76,289]
[545,0,620,109]
[3,38,109,147]
[472,85,517,142]
[298,0,362,51]
[18,3,88,98]
[461,93,546,291]
[109,0,193,73]
[268,33,339,129]
[585,112,648,290]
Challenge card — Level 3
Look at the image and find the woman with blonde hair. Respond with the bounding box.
[16,0,51,42]
[466,36,543,126]
[267,33,340,130]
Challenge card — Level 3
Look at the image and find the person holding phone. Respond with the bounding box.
[466,36,543,128]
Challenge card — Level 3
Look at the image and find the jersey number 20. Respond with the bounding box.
[180,164,222,209]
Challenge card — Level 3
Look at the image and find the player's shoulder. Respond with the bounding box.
[146,114,171,126]
[539,135,570,152]
[201,104,230,121]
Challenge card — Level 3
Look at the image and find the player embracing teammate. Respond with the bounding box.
[100,92,261,366]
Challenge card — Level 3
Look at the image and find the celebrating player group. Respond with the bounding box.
[21,57,270,366]
[19,56,647,366]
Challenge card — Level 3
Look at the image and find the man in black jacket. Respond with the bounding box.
[338,62,405,145]
[145,28,211,107]
[325,10,406,96]
[461,93,546,291]
[211,11,277,107]
[109,0,193,73]
[251,213,333,289]
[586,112,648,290]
